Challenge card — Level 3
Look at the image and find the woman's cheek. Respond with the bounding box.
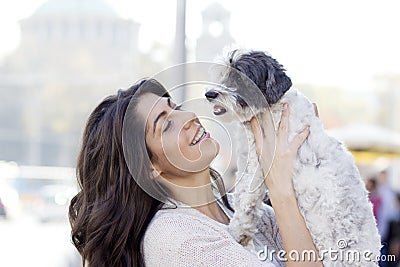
[179,140,199,161]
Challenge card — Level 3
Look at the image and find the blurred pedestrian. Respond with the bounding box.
[366,178,382,222]
[375,170,398,266]
[386,193,400,267]
[377,170,397,242]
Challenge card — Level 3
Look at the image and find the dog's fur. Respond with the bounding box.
[205,49,381,266]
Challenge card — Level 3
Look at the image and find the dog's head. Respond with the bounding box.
[205,49,292,122]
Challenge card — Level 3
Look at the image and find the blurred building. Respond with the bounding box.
[0,0,140,166]
[195,2,234,62]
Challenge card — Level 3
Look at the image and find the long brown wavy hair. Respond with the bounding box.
[69,78,232,266]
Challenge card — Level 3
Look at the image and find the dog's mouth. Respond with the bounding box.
[213,104,227,116]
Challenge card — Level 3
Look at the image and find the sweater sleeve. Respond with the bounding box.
[225,193,285,257]
[257,202,285,253]
[143,210,276,267]
[249,201,286,267]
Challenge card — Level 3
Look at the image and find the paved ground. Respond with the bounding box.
[0,216,80,267]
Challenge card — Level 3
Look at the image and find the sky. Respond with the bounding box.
[0,0,399,92]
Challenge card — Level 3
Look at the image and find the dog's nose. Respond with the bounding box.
[205,90,219,99]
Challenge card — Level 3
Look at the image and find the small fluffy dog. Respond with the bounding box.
[205,49,381,266]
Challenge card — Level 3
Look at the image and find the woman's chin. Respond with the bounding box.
[199,138,219,157]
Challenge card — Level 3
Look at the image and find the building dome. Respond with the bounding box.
[33,0,118,17]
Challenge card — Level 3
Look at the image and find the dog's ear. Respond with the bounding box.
[264,67,292,104]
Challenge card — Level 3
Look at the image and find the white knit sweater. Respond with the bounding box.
[143,194,285,266]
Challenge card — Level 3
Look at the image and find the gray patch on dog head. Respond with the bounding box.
[223,49,292,105]
[222,68,270,111]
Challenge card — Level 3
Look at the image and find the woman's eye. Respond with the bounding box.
[162,120,172,133]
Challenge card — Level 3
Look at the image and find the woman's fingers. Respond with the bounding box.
[277,103,310,154]
[289,126,310,153]
[251,102,310,169]
[278,103,289,143]
[250,116,262,158]
[250,111,275,162]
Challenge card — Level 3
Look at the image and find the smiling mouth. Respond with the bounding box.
[190,126,208,146]
[213,105,227,115]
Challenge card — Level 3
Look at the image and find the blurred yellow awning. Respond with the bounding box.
[350,150,400,164]
[328,124,400,164]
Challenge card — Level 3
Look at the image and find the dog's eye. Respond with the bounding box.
[235,95,248,107]
[174,104,183,110]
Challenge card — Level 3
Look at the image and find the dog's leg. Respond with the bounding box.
[228,119,266,251]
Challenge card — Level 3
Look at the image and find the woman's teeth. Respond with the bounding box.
[191,127,206,145]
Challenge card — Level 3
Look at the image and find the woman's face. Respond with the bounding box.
[137,93,220,179]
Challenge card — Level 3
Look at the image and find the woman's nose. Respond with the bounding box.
[179,111,197,130]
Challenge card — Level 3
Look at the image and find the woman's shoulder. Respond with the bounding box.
[142,204,276,267]
[144,206,231,240]
[142,206,236,266]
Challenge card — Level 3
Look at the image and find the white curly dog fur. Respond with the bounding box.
[205,49,381,266]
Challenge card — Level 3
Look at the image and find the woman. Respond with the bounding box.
[69,78,321,266]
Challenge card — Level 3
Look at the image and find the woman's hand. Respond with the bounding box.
[250,103,310,201]
[251,102,323,267]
